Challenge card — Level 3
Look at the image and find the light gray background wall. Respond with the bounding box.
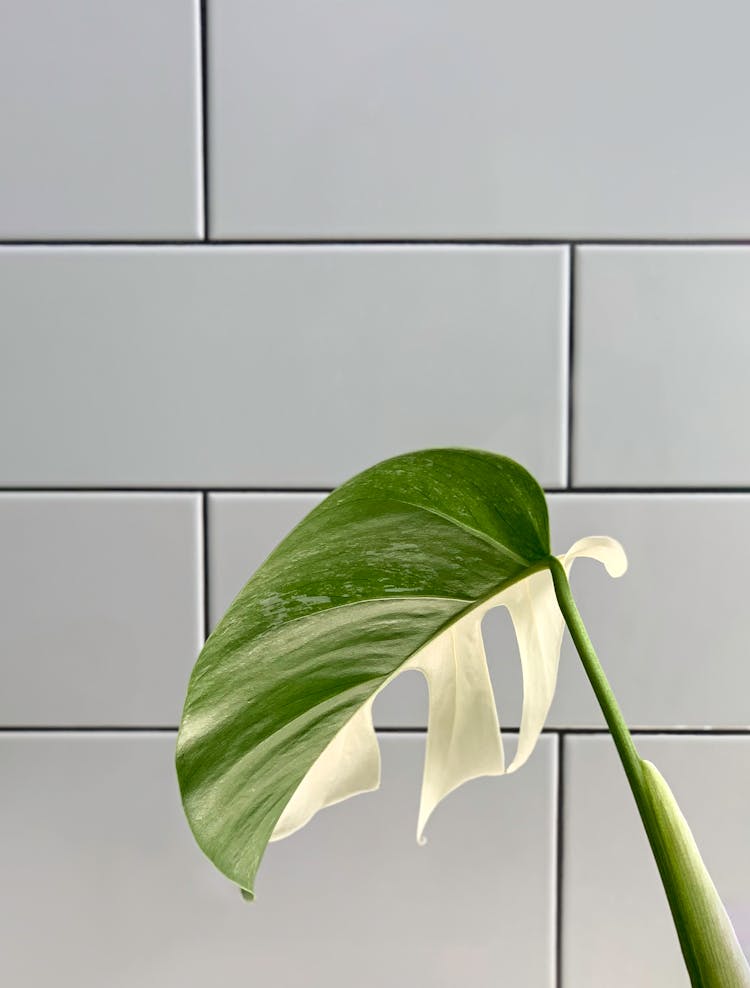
[1,2,748,986]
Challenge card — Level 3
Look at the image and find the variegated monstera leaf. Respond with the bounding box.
[176,449,624,897]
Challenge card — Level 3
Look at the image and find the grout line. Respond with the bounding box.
[2,238,750,248]
[202,492,211,642]
[0,487,335,494]
[547,726,750,735]
[0,726,181,733]
[566,245,576,489]
[5,486,750,495]
[0,240,210,248]
[555,733,565,988]
[2,725,748,734]
[554,487,750,495]
[199,0,210,240]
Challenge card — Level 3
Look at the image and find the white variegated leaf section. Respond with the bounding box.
[271,536,627,844]
[407,615,505,842]
[271,700,380,841]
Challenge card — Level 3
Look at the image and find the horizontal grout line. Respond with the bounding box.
[369,726,750,736]
[0,240,207,247]
[556,486,750,495]
[546,727,750,736]
[0,486,335,494]
[1,726,748,735]
[3,486,750,496]
[2,238,750,248]
[0,726,179,733]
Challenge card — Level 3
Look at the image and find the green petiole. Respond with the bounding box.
[549,554,748,987]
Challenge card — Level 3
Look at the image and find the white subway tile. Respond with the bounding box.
[0,495,202,725]
[0,732,556,987]
[563,735,750,986]
[209,0,750,238]
[0,0,201,239]
[548,494,750,729]
[575,248,750,487]
[0,246,567,487]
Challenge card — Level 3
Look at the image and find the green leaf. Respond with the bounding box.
[176,448,552,895]
[639,760,750,987]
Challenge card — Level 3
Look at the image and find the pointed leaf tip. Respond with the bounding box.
[240,887,255,903]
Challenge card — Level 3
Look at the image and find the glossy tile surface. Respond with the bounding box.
[563,735,750,987]
[574,247,750,486]
[0,732,556,987]
[0,0,201,238]
[549,494,750,728]
[209,0,750,238]
[0,495,202,725]
[0,246,567,487]
[6,2,750,984]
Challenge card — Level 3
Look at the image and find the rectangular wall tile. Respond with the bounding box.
[0,495,201,726]
[574,248,750,487]
[209,492,750,729]
[563,735,750,987]
[209,0,750,239]
[0,247,567,488]
[0,732,556,987]
[549,494,750,729]
[0,1,201,239]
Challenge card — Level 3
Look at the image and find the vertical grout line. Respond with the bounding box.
[566,245,576,489]
[202,492,211,642]
[199,0,210,240]
[555,732,565,988]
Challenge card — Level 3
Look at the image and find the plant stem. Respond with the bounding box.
[547,555,702,985]
[548,556,645,798]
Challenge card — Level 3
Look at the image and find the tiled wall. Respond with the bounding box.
[2,3,749,986]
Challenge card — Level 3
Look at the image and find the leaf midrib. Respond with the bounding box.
[230,557,554,672]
